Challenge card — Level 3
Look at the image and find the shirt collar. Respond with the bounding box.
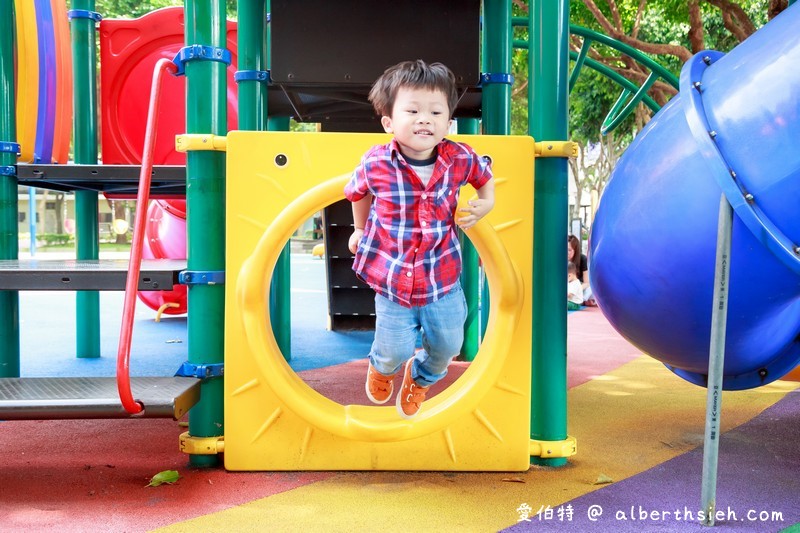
[389,138,453,166]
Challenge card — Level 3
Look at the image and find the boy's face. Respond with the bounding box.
[568,271,577,282]
[381,86,452,160]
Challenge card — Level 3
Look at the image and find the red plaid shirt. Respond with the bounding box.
[345,138,493,307]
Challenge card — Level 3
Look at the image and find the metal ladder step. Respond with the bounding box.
[0,258,186,291]
[0,377,200,420]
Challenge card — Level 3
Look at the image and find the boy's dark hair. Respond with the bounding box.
[368,60,458,118]
[567,261,577,274]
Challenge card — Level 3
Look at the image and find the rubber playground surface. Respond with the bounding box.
[2,253,799,532]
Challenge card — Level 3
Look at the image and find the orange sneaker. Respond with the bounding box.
[365,363,395,404]
[396,358,430,419]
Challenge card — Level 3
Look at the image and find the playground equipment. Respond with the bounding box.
[224,132,540,471]
[14,0,72,165]
[139,199,188,316]
[99,7,239,316]
[590,5,800,391]
[0,1,579,471]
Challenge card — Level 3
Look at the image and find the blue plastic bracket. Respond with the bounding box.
[480,72,514,85]
[0,166,15,176]
[234,70,271,83]
[67,9,102,22]
[178,270,225,286]
[172,45,232,77]
[175,361,224,379]
[0,141,20,154]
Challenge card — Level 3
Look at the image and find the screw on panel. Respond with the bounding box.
[693,81,702,91]
[794,246,800,255]
[708,131,717,139]
[744,193,754,203]
[702,56,712,65]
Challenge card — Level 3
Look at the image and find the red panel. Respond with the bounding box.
[99,7,238,165]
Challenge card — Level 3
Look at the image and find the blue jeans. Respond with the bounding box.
[369,283,467,387]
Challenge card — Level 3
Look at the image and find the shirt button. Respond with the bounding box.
[421,221,427,227]
[421,194,428,200]
[406,272,412,277]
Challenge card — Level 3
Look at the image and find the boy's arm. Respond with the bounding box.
[348,193,372,254]
[457,178,495,230]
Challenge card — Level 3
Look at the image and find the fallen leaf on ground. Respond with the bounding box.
[147,470,180,487]
[501,477,526,483]
[592,473,613,485]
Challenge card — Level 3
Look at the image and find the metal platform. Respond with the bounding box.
[16,164,185,196]
[0,258,186,291]
[0,377,201,420]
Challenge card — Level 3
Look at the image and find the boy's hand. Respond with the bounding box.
[348,228,364,254]
[457,199,494,230]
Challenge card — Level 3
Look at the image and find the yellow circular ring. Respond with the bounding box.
[238,175,524,442]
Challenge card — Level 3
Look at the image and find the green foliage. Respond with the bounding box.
[37,233,74,247]
[94,0,237,19]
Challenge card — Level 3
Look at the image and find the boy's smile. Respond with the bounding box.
[381,87,452,160]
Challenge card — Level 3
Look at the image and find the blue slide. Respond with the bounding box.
[589,5,800,391]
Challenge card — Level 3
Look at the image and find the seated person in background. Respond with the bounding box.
[567,261,584,311]
[568,234,595,305]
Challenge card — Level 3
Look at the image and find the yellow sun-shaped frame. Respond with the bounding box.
[224,131,534,471]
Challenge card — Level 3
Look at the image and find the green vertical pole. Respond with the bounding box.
[237,0,267,131]
[267,117,292,360]
[481,0,512,345]
[260,1,291,360]
[185,0,226,468]
[0,0,20,377]
[458,118,480,360]
[71,0,100,358]
[529,0,569,466]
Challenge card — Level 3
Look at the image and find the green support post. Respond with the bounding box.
[237,0,267,132]
[71,0,100,358]
[185,0,227,468]
[260,1,291,360]
[0,0,20,377]
[458,118,480,360]
[480,0,512,343]
[267,117,292,361]
[529,0,570,466]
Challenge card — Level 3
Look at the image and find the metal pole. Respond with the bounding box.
[700,194,732,526]
[458,118,480,360]
[185,0,227,468]
[71,0,100,358]
[529,0,570,467]
[28,187,36,256]
[0,0,20,377]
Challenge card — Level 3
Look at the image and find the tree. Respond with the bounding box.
[511,0,787,226]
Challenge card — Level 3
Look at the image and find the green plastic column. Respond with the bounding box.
[237,0,267,131]
[185,0,227,468]
[267,117,292,361]
[260,0,292,360]
[481,0,512,343]
[71,0,100,358]
[529,0,570,466]
[0,0,20,377]
[458,118,480,360]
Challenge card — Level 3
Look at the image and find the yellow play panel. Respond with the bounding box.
[224,131,534,471]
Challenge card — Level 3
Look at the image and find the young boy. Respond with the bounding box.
[344,60,495,419]
[567,261,584,311]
